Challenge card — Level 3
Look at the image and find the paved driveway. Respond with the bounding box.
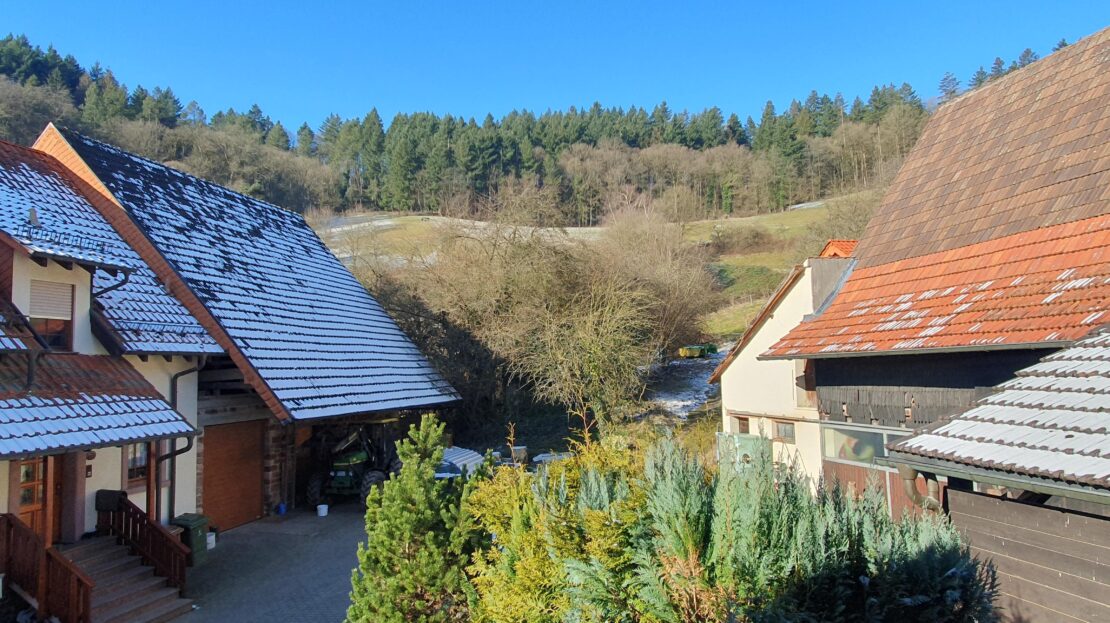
[183,503,365,623]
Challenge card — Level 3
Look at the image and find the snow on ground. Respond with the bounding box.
[643,343,732,418]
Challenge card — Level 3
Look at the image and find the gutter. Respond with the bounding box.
[758,340,1070,361]
[887,452,1110,506]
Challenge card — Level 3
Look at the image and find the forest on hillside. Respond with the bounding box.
[0,34,1056,224]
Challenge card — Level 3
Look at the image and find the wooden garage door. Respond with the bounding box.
[203,420,264,530]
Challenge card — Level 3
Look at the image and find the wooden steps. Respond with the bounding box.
[61,537,194,623]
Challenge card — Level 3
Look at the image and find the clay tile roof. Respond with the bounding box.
[0,140,137,271]
[889,326,1110,490]
[819,239,857,258]
[0,351,193,458]
[765,214,1110,358]
[57,129,458,421]
[769,28,1110,358]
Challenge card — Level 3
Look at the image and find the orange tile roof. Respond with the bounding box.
[819,239,857,258]
[853,28,1110,270]
[764,214,1110,358]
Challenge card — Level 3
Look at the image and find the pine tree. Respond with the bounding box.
[347,415,474,623]
[266,121,291,150]
[295,123,315,157]
[1052,38,1069,52]
[182,101,206,126]
[938,72,960,103]
[724,113,745,146]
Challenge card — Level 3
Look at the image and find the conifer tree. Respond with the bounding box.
[1016,48,1039,68]
[347,414,474,623]
[266,121,291,150]
[968,67,989,89]
[938,72,960,103]
[295,123,315,157]
[1052,38,1069,51]
[988,57,1007,80]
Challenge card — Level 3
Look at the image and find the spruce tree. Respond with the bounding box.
[989,57,1007,80]
[347,415,473,623]
[1052,38,1069,52]
[266,122,291,150]
[1016,48,1039,68]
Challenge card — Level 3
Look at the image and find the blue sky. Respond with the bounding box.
[4,1,1108,130]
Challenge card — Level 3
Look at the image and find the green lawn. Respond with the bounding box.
[682,206,830,243]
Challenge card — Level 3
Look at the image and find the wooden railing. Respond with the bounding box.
[98,497,189,595]
[0,514,94,623]
[44,548,94,623]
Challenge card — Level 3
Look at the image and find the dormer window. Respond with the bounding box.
[29,280,73,350]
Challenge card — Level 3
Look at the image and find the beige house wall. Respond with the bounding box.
[719,260,823,486]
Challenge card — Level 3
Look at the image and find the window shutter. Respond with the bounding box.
[30,280,73,320]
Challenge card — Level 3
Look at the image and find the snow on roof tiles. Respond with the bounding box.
[765,214,1110,358]
[60,130,457,420]
[889,327,1110,489]
[0,140,218,355]
[0,140,137,271]
[0,351,193,457]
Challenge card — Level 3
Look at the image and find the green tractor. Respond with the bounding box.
[306,424,402,508]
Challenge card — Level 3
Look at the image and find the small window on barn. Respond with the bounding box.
[773,421,796,444]
[29,280,73,350]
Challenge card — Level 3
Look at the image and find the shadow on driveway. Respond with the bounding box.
[183,503,365,623]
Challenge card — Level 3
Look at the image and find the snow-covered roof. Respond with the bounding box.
[59,129,457,420]
[92,267,224,355]
[0,351,193,457]
[0,139,220,356]
[890,327,1110,490]
[0,140,136,271]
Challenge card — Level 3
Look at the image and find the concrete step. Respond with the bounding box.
[93,586,182,623]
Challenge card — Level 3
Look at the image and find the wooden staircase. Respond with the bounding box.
[62,537,193,623]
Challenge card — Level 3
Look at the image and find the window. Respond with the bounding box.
[773,421,796,444]
[126,443,150,484]
[730,414,750,435]
[29,280,73,350]
[822,426,908,465]
[124,442,170,490]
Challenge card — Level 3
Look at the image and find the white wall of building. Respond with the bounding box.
[719,261,823,485]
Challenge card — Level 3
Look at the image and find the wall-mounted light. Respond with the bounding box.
[85,450,96,461]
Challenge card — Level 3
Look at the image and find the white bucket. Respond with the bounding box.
[317,504,329,517]
[206,532,216,550]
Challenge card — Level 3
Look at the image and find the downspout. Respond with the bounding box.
[896,463,942,513]
[157,355,207,522]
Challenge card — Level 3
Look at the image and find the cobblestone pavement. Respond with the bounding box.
[183,503,365,623]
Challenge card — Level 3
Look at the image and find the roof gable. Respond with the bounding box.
[854,28,1110,269]
[49,128,457,421]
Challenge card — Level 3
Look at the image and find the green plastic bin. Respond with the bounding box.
[171,513,209,566]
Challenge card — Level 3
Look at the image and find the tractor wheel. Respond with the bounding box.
[387,455,403,475]
[306,471,328,507]
[360,470,388,507]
